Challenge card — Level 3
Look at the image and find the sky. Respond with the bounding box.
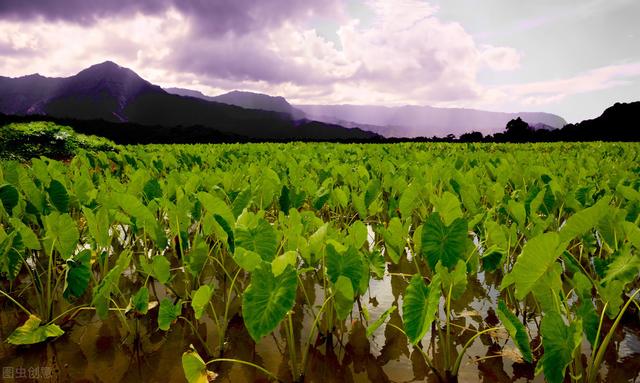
[0,0,638,122]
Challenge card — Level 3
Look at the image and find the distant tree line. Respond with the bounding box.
[1,101,638,144]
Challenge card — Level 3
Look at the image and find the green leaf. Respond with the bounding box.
[143,179,163,201]
[0,184,19,214]
[346,220,368,249]
[380,217,405,264]
[272,251,298,277]
[63,249,92,300]
[234,247,265,272]
[151,256,171,284]
[497,300,533,363]
[501,232,566,300]
[9,218,40,250]
[421,213,468,270]
[7,315,64,345]
[0,231,23,280]
[539,312,582,383]
[364,178,381,208]
[598,280,625,318]
[48,179,70,213]
[571,272,598,346]
[43,212,79,260]
[507,200,526,228]
[213,214,235,253]
[235,218,278,262]
[197,192,235,231]
[231,188,252,218]
[130,286,150,315]
[601,246,640,285]
[559,197,611,242]
[334,275,355,321]
[366,306,397,337]
[186,237,209,277]
[399,183,420,219]
[82,207,111,249]
[402,273,441,344]
[431,191,463,226]
[436,259,468,300]
[242,264,297,342]
[158,298,182,331]
[191,285,213,320]
[326,244,364,293]
[182,349,210,383]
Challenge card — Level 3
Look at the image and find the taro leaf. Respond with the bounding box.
[231,188,252,219]
[347,220,368,249]
[272,251,298,277]
[43,212,79,260]
[279,185,290,213]
[334,275,355,321]
[571,272,598,346]
[366,305,397,337]
[436,260,467,300]
[235,218,278,262]
[186,237,209,277]
[82,207,111,249]
[47,179,69,213]
[91,251,130,319]
[182,349,210,383]
[234,247,264,272]
[497,300,533,363]
[0,231,24,280]
[213,214,235,253]
[191,285,213,320]
[421,213,468,271]
[0,184,19,214]
[399,183,420,219]
[242,264,297,342]
[380,217,405,264]
[197,192,235,231]
[143,179,163,202]
[63,249,92,300]
[481,246,505,272]
[508,200,526,228]
[158,298,182,331]
[402,273,441,345]
[366,250,386,279]
[7,315,64,345]
[364,178,381,208]
[431,191,463,226]
[539,312,582,383]
[325,243,364,292]
[130,286,150,315]
[9,218,40,250]
[559,196,611,243]
[501,232,566,300]
[598,280,625,319]
[601,246,640,285]
[151,256,171,284]
[532,262,564,314]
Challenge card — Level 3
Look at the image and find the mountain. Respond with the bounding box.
[295,104,567,138]
[559,102,640,140]
[166,88,305,119]
[0,62,379,141]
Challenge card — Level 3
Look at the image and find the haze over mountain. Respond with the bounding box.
[0,61,378,140]
[296,104,567,138]
[165,87,567,137]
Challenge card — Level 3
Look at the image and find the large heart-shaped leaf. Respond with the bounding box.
[0,184,19,215]
[191,285,213,320]
[158,298,182,331]
[63,249,92,300]
[242,264,297,342]
[334,275,355,321]
[182,349,210,383]
[539,312,582,383]
[235,218,278,262]
[421,212,468,270]
[559,196,610,242]
[7,315,64,345]
[47,179,69,213]
[43,212,79,260]
[501,232,566,300]
[326,243,364,292]
[402,273,441,344]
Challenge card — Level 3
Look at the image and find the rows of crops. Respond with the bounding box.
[1,142,639,382]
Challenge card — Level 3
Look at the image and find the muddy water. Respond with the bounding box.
[1,256,639,382]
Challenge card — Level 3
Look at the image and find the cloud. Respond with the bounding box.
[499,62,640,105]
